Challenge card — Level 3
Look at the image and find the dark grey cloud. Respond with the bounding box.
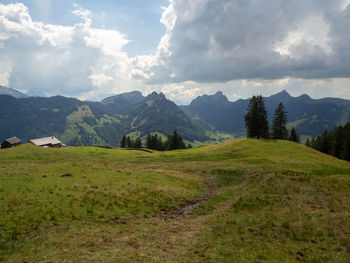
[133,0,350,84]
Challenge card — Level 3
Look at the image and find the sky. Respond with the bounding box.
[0,0,350,104]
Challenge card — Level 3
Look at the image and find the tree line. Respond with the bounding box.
[120,136,142,149]
[305,123,350,161]
[245,95,299,142]
[120,130,192,151]
[245,95,350,162]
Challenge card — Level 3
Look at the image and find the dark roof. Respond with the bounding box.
[5,137,21,144]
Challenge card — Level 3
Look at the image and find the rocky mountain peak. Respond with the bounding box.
[145,91,167,102]
[190,91,229,106]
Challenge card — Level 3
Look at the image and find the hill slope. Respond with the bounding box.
[1,140,349,262]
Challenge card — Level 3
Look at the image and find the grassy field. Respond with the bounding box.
[0,140,350,262]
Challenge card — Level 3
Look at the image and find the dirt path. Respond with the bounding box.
[156,169,258,219]
[113,173,216,224]
[156,174,216,219]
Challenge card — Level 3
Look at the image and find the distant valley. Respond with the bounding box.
[1,86,350,146]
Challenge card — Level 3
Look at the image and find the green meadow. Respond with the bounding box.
[0,140,350,262]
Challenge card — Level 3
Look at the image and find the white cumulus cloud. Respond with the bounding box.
[0,2,139,99]
[1,1,350,103]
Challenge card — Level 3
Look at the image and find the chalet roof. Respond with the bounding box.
[5,137,21,145]
[30,136,63,146]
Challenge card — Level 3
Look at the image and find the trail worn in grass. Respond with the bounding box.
[0,139,350,262]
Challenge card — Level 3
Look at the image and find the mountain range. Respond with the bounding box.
[181,90,350,138]
[1,86,350,146]
[0,90,206,147]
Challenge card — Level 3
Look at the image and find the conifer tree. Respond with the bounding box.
[145,133,165,150]
[311,138,315,147]
[330,126,343,158]
[126,136,132,148]
[156,136,164,151]
[166,134,172,150]
[245,95,269,139]
[271,102,288,139]
[306,123,350,161]
[168,130,179,150]
[168,130,186,150]
[305,138,311,147]
[146,134,152,149]
[341,123,350,161]
[145,131,187,151]
[289,127,299,143]
[313,130,330,153]
[179,135,186,149]
[151,134,158,150]
[120,135,126,148]
[134,137,142,148]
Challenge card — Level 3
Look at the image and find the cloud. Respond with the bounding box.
[72,3,92,26]
[1,1,350,103]
[0,2,139,99]
[133,0,350,84]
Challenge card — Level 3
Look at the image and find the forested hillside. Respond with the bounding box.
[0,92,206,146]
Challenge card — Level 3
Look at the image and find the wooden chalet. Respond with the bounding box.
[30,136,65,148]
[1,137,22,149]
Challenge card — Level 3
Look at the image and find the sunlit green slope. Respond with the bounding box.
[1,139,349,262]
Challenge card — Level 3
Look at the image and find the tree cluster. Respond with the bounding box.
[306,123,350,161]
[146,130,192,151]
[120,130,192,151]
[245,97,299,142]
[146,133,166,151]
[120,135,142,149]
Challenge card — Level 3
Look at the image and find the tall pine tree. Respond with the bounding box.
[126,136,132,148]
[305,138,311,147]
[169,130,180,150]
[168,130,186,150]
[289,127,299,143]
[271,102,288,139]
[245,95,269,139]
[156,136,164,151]
[330,126,343,158]
[146,134,152,149]
[134,137,142,148]
[120,135,126,148]
[341,123,350,161]
[312,130,330,153]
